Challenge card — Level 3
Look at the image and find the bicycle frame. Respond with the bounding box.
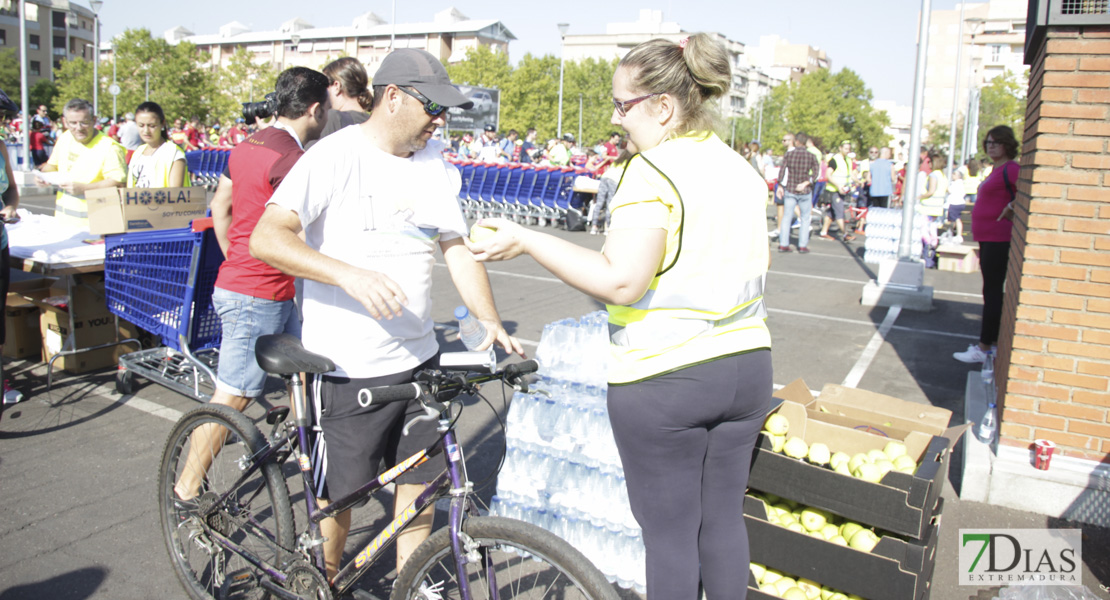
[197,370,486,598]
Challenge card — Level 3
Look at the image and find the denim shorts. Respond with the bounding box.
[212,287,301,398]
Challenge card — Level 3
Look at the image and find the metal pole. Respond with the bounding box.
[946,1,966,181]
[556,24,568,139]
[112,48,117,122]
[899,0,932,260]
[18,0,29,171]
[93,14,99,118]
[756,96,764,144]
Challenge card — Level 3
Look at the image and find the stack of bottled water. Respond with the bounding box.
[488,311,646,594]
[532,311,609,386]
[863,207,926,264]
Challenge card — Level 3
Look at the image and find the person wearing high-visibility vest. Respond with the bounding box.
[38,98,126,228]
[818,140,859,241]
[468,33,771,600]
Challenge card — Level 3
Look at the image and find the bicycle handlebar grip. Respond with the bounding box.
[357,382,424,407]
[502,359,540,380]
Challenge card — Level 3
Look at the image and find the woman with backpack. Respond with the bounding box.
[953,125,1020,364]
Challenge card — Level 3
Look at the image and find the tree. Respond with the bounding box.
[977,70,1026,152]
[445,45,511,91]
[29,79,58,119]
[212,47,280,123]
[55,29,217,123]
[0,49,19,101]
[560,56,618,146]
[785,69,890,154]
[501,53,560,140]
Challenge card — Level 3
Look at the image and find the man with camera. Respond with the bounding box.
[250,48,522,581]
[174,67,330,502]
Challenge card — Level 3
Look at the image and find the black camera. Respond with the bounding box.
[242,93,276,123]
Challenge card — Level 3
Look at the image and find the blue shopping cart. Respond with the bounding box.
[103,217,224,400]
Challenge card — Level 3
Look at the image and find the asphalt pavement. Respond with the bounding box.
[0,191,1107,599]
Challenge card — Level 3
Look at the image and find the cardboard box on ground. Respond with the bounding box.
[17,274,157,373]
[5,293,41,359]
[85,187,207,235]
[936,244,979,273]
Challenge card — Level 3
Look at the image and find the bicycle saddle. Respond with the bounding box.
[254,334,336,375]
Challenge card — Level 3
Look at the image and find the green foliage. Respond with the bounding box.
[444,45,512,90]
[501,53,559,140]
[785,69,890,154]
[29,79,58,118]
[0,49,19,100]
[977,70,1026,152]
[724,69,889,156]
[213,47,280,123]
[444,48,616,143]
[52,57,93,115]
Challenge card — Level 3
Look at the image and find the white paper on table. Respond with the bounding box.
[32,170,73,187]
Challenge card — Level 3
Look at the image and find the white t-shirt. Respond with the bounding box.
[267,126,467,378]
[946,179,966,206]
[127,141,185,188]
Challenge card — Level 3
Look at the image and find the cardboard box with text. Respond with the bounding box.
[86,187,207,235]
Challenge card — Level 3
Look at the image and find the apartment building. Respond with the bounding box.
[0,0,96,84]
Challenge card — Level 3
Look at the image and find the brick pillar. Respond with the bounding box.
[996,26,1110,463]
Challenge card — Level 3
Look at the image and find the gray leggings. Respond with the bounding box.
[608,350,772,600]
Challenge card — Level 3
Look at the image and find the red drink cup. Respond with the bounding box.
[1034,439,1056,470]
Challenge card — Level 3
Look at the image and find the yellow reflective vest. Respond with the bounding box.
[46,130,127,228]
[826,153,854,193]
[605,133,772,385]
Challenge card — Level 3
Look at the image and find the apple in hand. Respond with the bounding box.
[469,223,498,243]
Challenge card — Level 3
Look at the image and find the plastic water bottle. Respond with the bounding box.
[977,402,997,443]
[981,350,995,384]
[455,305,487,350]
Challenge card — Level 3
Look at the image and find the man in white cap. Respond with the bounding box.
[251,48,523,583]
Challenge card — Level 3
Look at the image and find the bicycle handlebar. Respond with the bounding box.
[356,359,540,408]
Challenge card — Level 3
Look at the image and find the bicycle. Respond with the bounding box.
[157,333,618,600]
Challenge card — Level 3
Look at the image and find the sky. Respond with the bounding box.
[94,0,967,107]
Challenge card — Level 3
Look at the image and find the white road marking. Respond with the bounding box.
[115,395,184,423]
[841,305,902,389]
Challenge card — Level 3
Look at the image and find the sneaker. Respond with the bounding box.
[798,247,810,254]
[2,380,22,405]
[818,233,834,240]
[588,226,599,235]
[768,230,779,240]
[778,245,792,253]
[791,221,800,229]
[843,234,856,242]
[953,344,988,364]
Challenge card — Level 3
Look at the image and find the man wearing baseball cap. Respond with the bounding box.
[251,48,524,583]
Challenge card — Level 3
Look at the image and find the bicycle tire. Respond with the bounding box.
[391,516,618,600]
[158,404,296,600]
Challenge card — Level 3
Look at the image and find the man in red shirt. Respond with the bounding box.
[174,66,330,501]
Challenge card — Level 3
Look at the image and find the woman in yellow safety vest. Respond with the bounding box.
[127,101,190,188]
[467,33,771,600]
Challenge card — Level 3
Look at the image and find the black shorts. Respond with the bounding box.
[307,355,442,501]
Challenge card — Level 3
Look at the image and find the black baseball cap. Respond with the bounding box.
[484,124,496,132]
[373,49,473,110]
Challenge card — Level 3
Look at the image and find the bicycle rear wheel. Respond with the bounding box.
[392,516,618,600]
[158,404,296,600]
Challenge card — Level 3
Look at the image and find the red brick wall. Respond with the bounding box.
[997,26,1110,464]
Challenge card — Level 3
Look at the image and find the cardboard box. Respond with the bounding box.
[39,304,142,374]
[748,400,949,540]
[86,187,207,235]
[5,293,41,359]
[776,379,966,446]
[745,495,940,600]
[48,272,112,318]
[936,243,979,273]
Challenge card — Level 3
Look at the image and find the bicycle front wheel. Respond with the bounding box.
[392,516,618,600]
[158,404,296,600]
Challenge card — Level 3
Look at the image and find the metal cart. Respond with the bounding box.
[103,218,224,401]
